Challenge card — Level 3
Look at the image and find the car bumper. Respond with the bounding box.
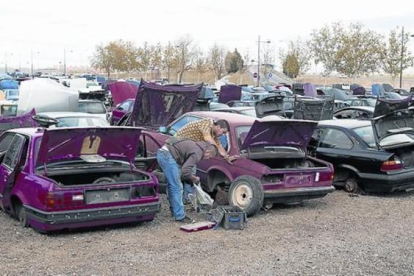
[263,186,334,204]
[358,171,414,192]
[25,200,161,232]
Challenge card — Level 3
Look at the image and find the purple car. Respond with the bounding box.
[110,98,135,125]
[0,127,160,233]
[146,112,335,216]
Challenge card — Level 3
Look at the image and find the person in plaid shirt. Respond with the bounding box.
[175,118,237,163]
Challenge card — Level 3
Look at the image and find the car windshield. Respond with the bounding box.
[8,90,19,96]
[354,125,414,148]
[366,98,377,107]
[55,117,109,127]
[78,102,106,114]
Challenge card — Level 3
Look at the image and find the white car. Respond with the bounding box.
[78,100,108,121]
[36,112,109,128]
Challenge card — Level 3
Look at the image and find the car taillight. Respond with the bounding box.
[315,171,334,182]
[45,192,84,209]
[381,158,403,172]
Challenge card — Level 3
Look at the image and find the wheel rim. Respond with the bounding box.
[232,182,253,208]
[345,179,357,192]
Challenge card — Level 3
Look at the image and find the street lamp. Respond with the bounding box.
[31,50,40,77]
[399,27,414,88]
[4,52,13,74]
[63,48,73,76]
[257,36,271,86]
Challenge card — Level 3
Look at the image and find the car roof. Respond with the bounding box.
[37,112,104,118]
[7,127,44,137]
[216,107,255,111]
[318,119,371,129]
[186,111,257,125]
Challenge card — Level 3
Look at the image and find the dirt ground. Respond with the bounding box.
[1,191,414,275]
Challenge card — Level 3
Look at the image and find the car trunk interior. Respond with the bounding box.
[249,157,328,169]
[41,169,150,186]
[388,146,414,168]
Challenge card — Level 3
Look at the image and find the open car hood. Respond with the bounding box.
[218,84,241,104]
[240,118,317,151]
[255,95,285,118]
[37,127,141,167]
[128,80,201,129]
[293,96,334,121]
[108,82,138,106]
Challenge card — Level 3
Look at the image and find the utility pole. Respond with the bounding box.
[257,35,260,87]
[399,27,404,88]
[31,50,33,76]
[64,48,67,76]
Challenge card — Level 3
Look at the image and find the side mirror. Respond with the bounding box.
[158,126,168,134]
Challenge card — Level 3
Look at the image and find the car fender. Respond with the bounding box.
[336,164,361,177]
[205,167,234,192]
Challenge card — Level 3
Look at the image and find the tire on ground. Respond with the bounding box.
[228,175,264,217]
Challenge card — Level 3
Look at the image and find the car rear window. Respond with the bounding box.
[353,126,376,148]
[79,102,106,114]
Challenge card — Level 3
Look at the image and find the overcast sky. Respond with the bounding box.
[1,0,414,71]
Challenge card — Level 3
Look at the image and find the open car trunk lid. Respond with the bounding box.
[128,80,201,129]
[293,96,334,121]
[37,127,142,169]
[255,95,285,118]
[240,118,317,154]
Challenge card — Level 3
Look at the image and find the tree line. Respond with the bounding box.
[90,23,414,82]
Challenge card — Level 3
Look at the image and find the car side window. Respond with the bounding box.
[319,128,353,149]
[168,116,201,136]
[2,135,25,170]
[0,133,15,152]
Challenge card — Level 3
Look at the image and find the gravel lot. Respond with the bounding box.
[1,190,414,275]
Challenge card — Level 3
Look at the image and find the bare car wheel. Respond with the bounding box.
[229,176,264,217]
[344,177,359,193]
[15,204,29,228]
[93,177,116,184]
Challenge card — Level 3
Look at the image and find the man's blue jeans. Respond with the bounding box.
[156,149,185,220]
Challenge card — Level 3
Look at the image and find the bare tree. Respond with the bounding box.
[279,39,311,78]
[208,43,227,81]
[163,42,176,82]
[193,48,208,83]
[90,44,112,77]
[174,35,194,83]
[382,26,414,79]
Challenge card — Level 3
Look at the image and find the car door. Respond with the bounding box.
[0,134,26,211]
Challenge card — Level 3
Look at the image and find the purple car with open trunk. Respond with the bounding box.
[145,112,335,216]
[0,126,160,233]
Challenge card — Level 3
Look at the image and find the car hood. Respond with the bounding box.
[108,82,138,106]
[128,80,201,129]
[37,127,141,167]
[255,95,285,118]
[293,97,334,121]
[240,118,317,151]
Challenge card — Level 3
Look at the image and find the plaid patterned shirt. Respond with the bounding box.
[174,118,223,148]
